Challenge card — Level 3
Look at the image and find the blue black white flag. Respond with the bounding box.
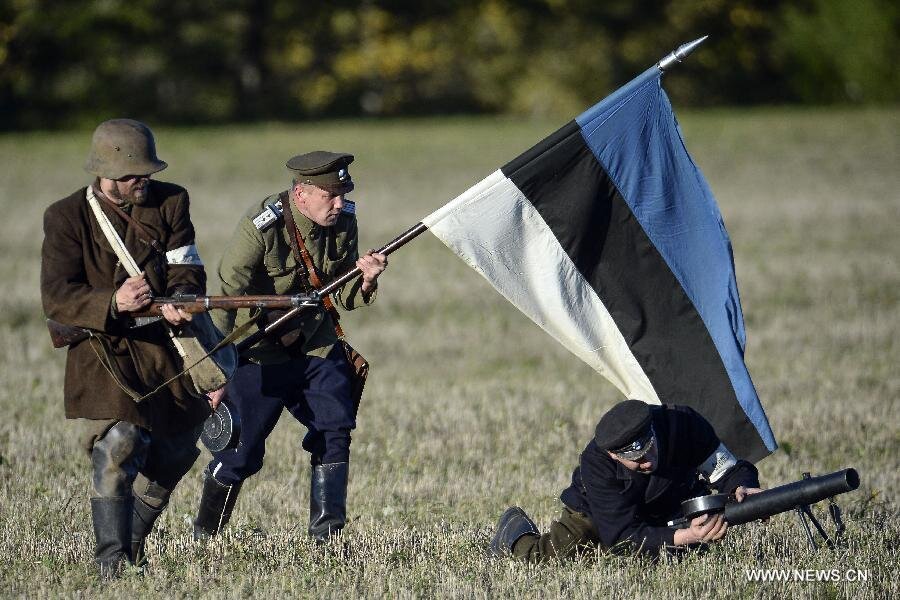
[422,67,776,461]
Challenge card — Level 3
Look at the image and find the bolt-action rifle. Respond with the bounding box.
[46,293,319,348]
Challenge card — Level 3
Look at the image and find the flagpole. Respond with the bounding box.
[236,36,710,354]
[236,221,429,352]
[577,36,709,124]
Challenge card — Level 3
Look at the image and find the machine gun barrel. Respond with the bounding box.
[724,468,859,526]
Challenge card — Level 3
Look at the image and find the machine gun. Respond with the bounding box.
[668,468,859,550]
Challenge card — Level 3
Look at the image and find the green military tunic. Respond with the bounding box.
[213,191,374,363]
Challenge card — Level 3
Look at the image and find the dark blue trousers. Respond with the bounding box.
[207,344,357,485]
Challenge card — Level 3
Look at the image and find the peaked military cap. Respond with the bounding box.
[287,151,354,195]
[595,399,655,460]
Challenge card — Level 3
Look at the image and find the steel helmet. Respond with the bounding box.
[84,118,167,179]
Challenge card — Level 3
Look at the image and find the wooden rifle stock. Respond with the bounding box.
[46,319,92,349]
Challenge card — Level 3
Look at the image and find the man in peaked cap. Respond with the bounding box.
[41,119,211,579]
[192,150,387,543]
[490,400,763,561]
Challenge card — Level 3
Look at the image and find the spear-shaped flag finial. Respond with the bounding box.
[658,35,709,71]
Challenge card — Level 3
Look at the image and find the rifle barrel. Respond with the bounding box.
[132,294,316,316]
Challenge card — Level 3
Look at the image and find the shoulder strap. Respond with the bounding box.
[277,192,312,291]
[86,187,142,277]
[281,193,345,339]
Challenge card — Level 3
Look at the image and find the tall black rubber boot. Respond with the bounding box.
[131,497,164,567]
[308,462,349,543]
[193,471,242,540]
[91,496,134,580]
[490,506,540,557]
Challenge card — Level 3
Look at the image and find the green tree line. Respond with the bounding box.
[1,0,898,129]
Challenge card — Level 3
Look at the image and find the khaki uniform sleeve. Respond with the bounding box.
[214,216,265,334]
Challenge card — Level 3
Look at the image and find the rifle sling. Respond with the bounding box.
[281,193,345,339]
[86,336,144,401]
[87,315,257,403]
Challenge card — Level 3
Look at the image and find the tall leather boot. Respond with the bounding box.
[131,497,164,567]
[308,462,349,543]
[91,496,133,580]
[490,506,540,557]
[193,471,242,540]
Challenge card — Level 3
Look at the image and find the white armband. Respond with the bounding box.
[698,443,738,484]
[166,244,203,266]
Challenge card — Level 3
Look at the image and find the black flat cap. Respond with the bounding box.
[595,399,652,454]
[286,151,354,194]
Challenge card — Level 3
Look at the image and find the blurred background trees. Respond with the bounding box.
[1,0,898,129]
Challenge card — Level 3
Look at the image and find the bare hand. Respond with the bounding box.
[675,513,728,545]
[115,273,152,312]
[734,486,764,503]
[160,303,192,326]
[735,486,767,522]
[357,250,387,294]
[207,386,226,410]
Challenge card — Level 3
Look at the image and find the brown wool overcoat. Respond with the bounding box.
[41,181,210,432]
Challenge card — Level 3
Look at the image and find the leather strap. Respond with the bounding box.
[278,192,313,294]
[93,186,166,255]
[281,193,345,338]
[86,187,143,277]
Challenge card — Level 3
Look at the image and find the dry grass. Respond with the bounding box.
[0,108,898,598]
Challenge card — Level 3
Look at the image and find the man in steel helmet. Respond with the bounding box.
[490,399,763,561]
[41,119,213,578]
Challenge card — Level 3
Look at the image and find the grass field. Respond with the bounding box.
[0,107,898,598]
